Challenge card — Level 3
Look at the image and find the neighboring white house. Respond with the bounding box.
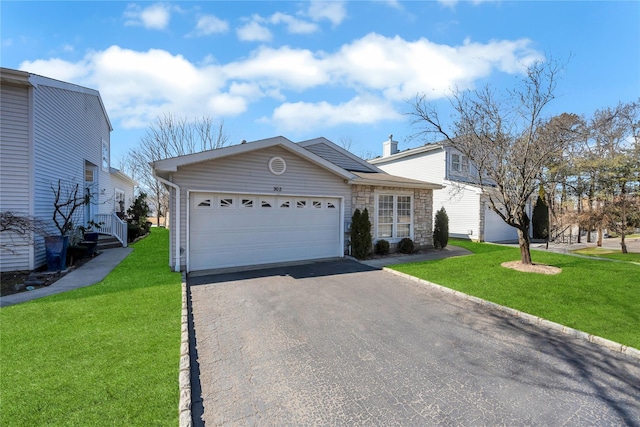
[0,67,135,272]
[369,136,530,242]
[152,136,442,273]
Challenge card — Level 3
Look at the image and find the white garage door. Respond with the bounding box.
[189,193,342,271]
[484,207,518,242]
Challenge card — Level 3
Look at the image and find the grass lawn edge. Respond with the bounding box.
[384,267,640,360]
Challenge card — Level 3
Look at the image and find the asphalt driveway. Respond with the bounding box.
[188,259,640,426]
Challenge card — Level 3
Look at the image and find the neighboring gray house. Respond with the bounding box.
[152,136,442,273]
[0,67,134,272]
[369,136,529,242]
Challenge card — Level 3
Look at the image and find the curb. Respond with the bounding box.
[383,267,640,362]
[179,272,192,427]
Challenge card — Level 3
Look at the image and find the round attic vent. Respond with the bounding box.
[268,156,286,175]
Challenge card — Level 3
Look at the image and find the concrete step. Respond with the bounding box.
[97,235,124,250]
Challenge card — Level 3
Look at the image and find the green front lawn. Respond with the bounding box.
[0,228,182,426]
[391,239,640,349]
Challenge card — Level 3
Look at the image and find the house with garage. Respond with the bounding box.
[152,136,442,273]
[0,67,135,273]
[369,136,529,242]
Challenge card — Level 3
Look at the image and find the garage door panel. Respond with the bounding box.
[189,193,341,271]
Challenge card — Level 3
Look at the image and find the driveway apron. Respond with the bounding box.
[188,260,640,426]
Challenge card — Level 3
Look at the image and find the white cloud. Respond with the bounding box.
[223,46,328,89]
[307,1,347,26]
[329,33,543,100]
[21,46,238,129]
[18,32,542,134]
[438,0,499,9]
[20,58,89,83]
[269,13,319,34]
[237,20,272,42]
[269,96,401,132]
[189,15,229,37]
[124,3,171,30]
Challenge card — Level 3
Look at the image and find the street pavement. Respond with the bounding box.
[188,259,640,426]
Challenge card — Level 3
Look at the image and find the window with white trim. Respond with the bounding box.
[451,153,469,173]
[376,194,413,239]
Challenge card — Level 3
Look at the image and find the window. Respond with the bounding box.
[115,189,126,213]
[279,200,291,208]
[220,198,234,208]
[196,197,212,207]
[376,194,412,239]
[327,202,336,209]
[451,153,469,173]
[312,200,322,208]
[241,198,254,208]
[102,139,109,171]
[296,200,306,208]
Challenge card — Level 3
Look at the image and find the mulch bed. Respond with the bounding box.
[1,252,101,297]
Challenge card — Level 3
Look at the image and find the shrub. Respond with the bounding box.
[375,239,390,255]
[127,224,143,243]
[398,238,414,254]
[532,195,549,240]
[127,192,150,226]
[350,208,372,259]
[433,207,449,249]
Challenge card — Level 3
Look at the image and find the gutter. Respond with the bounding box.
[153,174,181,272]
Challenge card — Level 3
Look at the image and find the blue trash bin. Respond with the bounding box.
[45,235,69,271]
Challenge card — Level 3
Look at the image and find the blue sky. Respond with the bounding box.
[2,1,639,163]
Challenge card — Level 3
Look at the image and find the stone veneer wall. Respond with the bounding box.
[351,185,434,251]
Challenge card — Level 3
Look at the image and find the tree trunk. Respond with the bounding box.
[597,227,603,247]
[517,228,533,265]
[621,187,628,254]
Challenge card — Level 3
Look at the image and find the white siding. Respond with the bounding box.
[32,83,112,268]
[433,183,482,240]
[168,145,351,270]
[103,170,135,214]
[374,148,446,185]
[0,83,33,271]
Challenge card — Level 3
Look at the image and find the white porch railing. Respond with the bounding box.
[95,213,128,248]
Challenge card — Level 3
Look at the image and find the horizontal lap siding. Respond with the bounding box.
[32,84,111,268]
[0,84,32,271]
[433,185,481,239]
[170,145,352,270]
[105,173,135,213]
[375,149,446,185]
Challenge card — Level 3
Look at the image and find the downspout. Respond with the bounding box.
[153,174,181,272]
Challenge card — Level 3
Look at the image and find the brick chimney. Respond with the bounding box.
[382,134,398,157]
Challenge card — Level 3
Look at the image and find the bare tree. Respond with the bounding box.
[0,212,48,254]
[338,136,353,152]
[123,113,230,227]
[409,60,569,265]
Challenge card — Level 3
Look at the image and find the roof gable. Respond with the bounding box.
[153,136,357,180]
[25,70,113,132]
[298,137,382,173]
